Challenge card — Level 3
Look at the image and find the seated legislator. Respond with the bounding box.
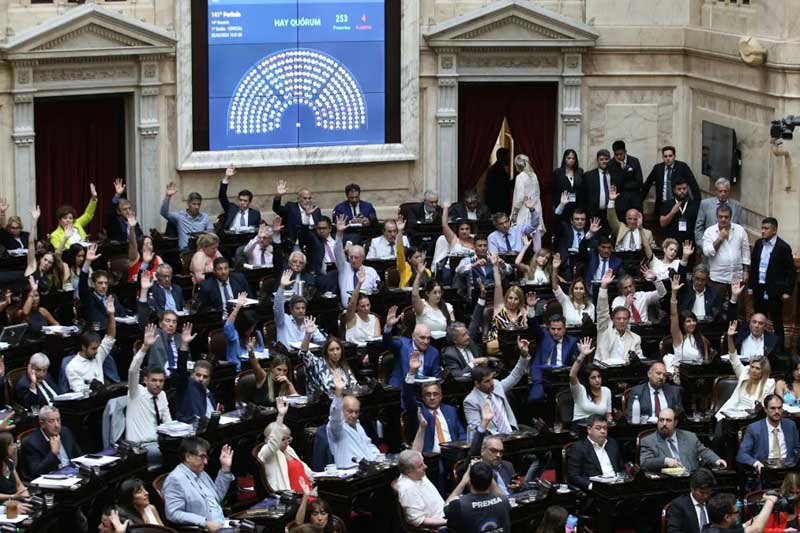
[643,237,684,281]
[727,281,781,358]
[607,185,654,252]
[665,274,710,375]
[197,257,252,313]
[0,207,30,250]
[16,353,61,409]
[302,332,359,400]
[344,271,381,344]
[116,478,165,527]
[594,270,643,364]
[218,164,261,231]
[442,309,488,378]
[366,219,409,260]
[163,437,234,530]
[0,433,30,508]
[49,182,98,249]
[411,269,454,333]
[487,209,539,255]
[454,236,512,297]
[610,268,667,324]
[467,403,522,494]
[383,305,441,389]
[445,462,511,533]
[137,273,180,372]
[396,450,447,529]
[677,264,722,322]
[189,232,222,285]
[551,254,595,325]
[22,406,82,478]
[148,263,185,314]
[449,189,491,222]
[326,374,380,468]
[66,307,118,392]
[639,408,725,472]
[248,352,296,404]
[736,394,800,473]
[174,323,219,422]
[272,180,321,244]
[715,320,774,421]
[258,398,313,492]
[79,243,127,327]
[332,183,378,226]
[334,215,380,307]
[625,362,683,423]
[566,414,624,491]
[305,217,338,292]
[553,204,596,280]
[463,338,531,438]
[764,472,800,533]
[159,183,215,252]
[223,293,265,371]
[407,190,443,225]
[666,468,716,533]
[402,351,466,452]
[272,240,317,299]
[569,340,612,422]
[528,312,580,404]
[125,216,163,284]
[244,221,278,268]
[776,356,800,408]
[107,178,143,243]
[515,241,552,285]
[583,235,623,289]
[704,491,778,533]
[274,270,326,348]
[126,325,171,465]
[395,217,432,288]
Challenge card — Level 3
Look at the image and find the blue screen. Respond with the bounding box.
[208,0,385,150]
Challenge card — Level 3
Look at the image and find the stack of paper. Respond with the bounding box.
[31,475,83,489]
[73,455,121,468]
[42,325,79,336]
[7,249,27,257]
[239,350,269,360]
[157,421,194,437]
[589,474,622,484]
[284,395,309,405]
[289,341,319,350]
[115,316,138,325]
[227,298,259,307]
[0,343,8,351]
[53,392,86,401]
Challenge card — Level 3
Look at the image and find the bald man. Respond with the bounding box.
[639,408,725,473]
[607,186,655,252]
[327,375,380,468]
[272,180,322,243]
[384,305,442,391]
[727,281,781,357]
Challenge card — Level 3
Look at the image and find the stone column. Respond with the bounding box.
[137,55,163,232]
[435,52,458,202]
[11,62,37,215]
[561,49,584,155]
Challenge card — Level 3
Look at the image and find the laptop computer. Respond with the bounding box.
[0,324,28,348]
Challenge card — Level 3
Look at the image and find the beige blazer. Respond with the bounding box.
[595,287,643,363]
[258,428,314,492]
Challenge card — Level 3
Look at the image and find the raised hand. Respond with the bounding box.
[517,336,531,356]
[357,268,366,285]
[417,407,428,428]
[589,217,601,234]
[225,164,236,179]
[408,351,422,375]
[727,320,738,337]
[477,280,486,300]
[578,336,594,357]
[335,214,348,234]
[105,295,116,316]
[127,213,137,228]
[386,305,400,328]
[165,182,177,198]
[523,196,535,210]
[303,316,317,335]
[521,234,531,248]
[63,221,74,238]
[731,280,745,298]
[142,323,158,349]
[559,191,570,206]
[27,363,37,388]
[140,271,154,292]
[396,215,406,232]
[272,215,283,234]
[600,268,615,289]
[682,240,694,258]
[86,243,101,263]
[481,400,494,427]
[332,370,345,397]
[526,291,538,308]
[31,205,41,221]
[639,265,656,281]
[609,185,619,201]
[552,253,562,270]
[89,183,98,198]
[276,180,287,195]
[671,274,684,294]
[488,252,500,266]
[276,397,289,417]
[280,269,293,288]
[181,322,197,346]
[113,178,126,197]
[0,198,7,213]
[219,444,234,471]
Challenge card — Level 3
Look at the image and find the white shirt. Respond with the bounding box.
[741,335,765,358]
[300,210,314,227]
[322,236,337,264]
[416,301,452,333]
[692,290,707,319]
[367,235,409,260]
[571,384,612,420]
[767,419,787,460]
[244,235,274,267]
[66,336,116,392]
[396,473,445,527]
[553,286,595,326]
[429,407,452,453]
[615,228,642,252]
[611,284,667,323]
[690,494,709,531]
[229,209,252,231]
[590,437,616,477]
[758,236,777,284]
[126,349,172,443]
[702,223,751,283]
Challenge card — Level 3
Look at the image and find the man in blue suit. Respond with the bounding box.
[332,183,378,227]
[528,313,580,403]
[737,394,800,473]
[174,323,219,422]
[148,264,185,314]
[383,306,441,392]
[583,235,623,290]
[402,353,465,452]
[218,164,261,231]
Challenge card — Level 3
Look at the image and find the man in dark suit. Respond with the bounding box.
[611,140,644,216]
[197,257,253,313]
[666,468,716,533]
[583,235,623,289]
[272,242,317,299]
[677,265,723,322]
[406,190,443,225]
[528,314,581,404]
[625,362,683,422]
[332,183,378,227]
[218,164,261,231]
[737,394,800,472]
[79,244,126,328]
[174,323,219,422]
[468,405,519,494]
[554,207,597,280]
[580,149,614,229]
[22,405,82,478]
[137,274,180,371]
[484,147,512,215]
[659,177,700,248]
[15,353,61,409]
[442,308,488,378]
[727,281,780,357]
[567,414,625,491]
[383,309,441,390]
[449,189,491,222]
[272,180,321,244]
[148,264,185,314]
[304,216,339,294]
[748,217,795,347]
[640,408,725,472]
[107,178,143,243]
[641,145,701,216]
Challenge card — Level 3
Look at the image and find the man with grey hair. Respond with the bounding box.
[407,190,443,225]
[701,204,750,296]
[22,406,82,478]
[16,352,61,408]
[160,182,215,252]
[677,264,723,321]
[442,320,488,377]
[385,306,442,389]
[334,214,380,306]
[148,263,185,314]
[396,449,446,529]
[366,219,410,259]
[694,177,743,247]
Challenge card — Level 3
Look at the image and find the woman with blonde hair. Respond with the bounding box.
[515,238,551,285]
[190,232,222,284]
[511,154,545,248]
[485,252,531,353]
[258,398,314,492]
[642,236,684,281]
[550,254,595,325]
[716,320,774,420]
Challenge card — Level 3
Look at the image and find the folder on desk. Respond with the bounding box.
[73,454,121,468]
[31,475,82,489]
[589,474,623,484]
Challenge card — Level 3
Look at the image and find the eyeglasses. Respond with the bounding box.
[191,452,208,460]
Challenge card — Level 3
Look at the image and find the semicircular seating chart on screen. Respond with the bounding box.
[227,48,368,135]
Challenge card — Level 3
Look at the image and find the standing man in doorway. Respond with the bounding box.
[484,147,513,215]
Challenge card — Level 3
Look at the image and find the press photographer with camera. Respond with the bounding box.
[703,491,778,533]
[763,472,800,532]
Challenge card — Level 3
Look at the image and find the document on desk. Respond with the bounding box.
[227,298,259,307]
[599,359,627,367]
[0,514,28,524]
[53,392,86,401]
[589,474,624,484]
[289,341,320,350]
[115,316,138,325]
[219,416,240,425]
[311,467,359,479]
[284,395,309,405]
[42,325,80,335]
[785,405,800,414]
[157,421,195,437]
[31,475,83,489]
[73,454,121,467]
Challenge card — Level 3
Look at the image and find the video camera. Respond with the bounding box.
[750,490,796,514]
[770,115,800,141]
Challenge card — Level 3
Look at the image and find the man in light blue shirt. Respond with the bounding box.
[487,208,539,255]
[334,215,381,306]
[164,437,234,530]
[160,182,215,251]
[274,269,326,348]
[327,375,380,468]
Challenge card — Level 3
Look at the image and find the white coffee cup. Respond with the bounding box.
[325,464,337,474]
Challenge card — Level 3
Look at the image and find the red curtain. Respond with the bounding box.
[34,96,126,239]
[458,82,558,238]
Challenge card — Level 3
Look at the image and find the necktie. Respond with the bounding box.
[550,343,559,366]
[324,240,334,262]
[772,427,782,459]
[152,396,162,426]
[654,390,662,417]
[223,282,232,301]
[626,230,636,250]
[504,234,512,253]
[667,437,680,462]
[352,271,359,289]
[260,248,267,266]
[239,211,246,226]
[698,504,708,529]
[352,204,358,218]
[663,167,673,201]
[490,394,510,433]
[631,303,641,324]
[432,409,446,445]
[574,231,582,248]
[600,259,608,279]
[602,172,609,206]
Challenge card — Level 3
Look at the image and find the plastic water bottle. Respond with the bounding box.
[735,499,743,524]
[631,395,641,424]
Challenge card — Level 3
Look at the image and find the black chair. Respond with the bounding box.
[635,428,657,465]
[234,370,257,404]
[711,376,739,413]
[555,388,575,425]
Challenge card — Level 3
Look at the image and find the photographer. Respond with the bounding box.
[765,472,800,533]
[704,492,777,533]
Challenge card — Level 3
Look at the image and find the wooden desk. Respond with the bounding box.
[54,385,128,452]
[315,463,398,527]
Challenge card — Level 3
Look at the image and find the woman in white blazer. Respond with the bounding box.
[258,398,315,492]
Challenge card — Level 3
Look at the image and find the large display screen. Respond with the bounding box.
[207,0,386,150]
